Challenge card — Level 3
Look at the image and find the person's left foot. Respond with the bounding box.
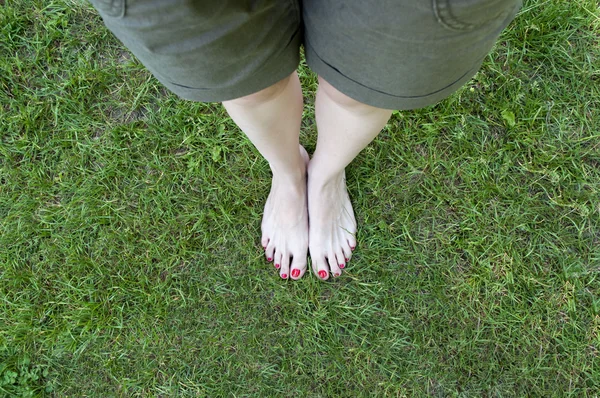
[307,165,357,280]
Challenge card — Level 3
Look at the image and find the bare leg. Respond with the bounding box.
[222,71,309,280]
[308,76,393,280]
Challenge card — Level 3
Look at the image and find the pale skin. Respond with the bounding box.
[222,71,393,280]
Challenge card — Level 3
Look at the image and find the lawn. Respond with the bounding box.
[1,0,599,396]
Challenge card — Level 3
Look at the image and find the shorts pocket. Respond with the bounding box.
[89,0,126,18]
[433,0,517,31]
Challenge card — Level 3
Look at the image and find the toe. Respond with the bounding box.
[327,251,342,278]
[318,269,329,280]
[341,243,352,264]
[316,257,330,281]
[312,257,328,280]
[261,236,269,250]
[274,251,283,271]
[347,236,357,251]
[338,230,352,264]
[334,248,346,274]
[279,252,290,279]
[290,253,307,280]
[311,256,320,276]
[265,241,275,262]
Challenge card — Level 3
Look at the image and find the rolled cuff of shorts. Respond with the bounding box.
[304,40,483,111]
[157,31,301,103]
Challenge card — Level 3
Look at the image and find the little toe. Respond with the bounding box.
[265,242,275,262]
[261,236,269,250]
[347,236,357,251]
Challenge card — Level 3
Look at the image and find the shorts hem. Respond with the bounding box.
[304,40,482,111]
[162,30,301,103]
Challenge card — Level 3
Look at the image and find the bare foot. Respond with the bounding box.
[307,165,357,280]
[261,145,310,280]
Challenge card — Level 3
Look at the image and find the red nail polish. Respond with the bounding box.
[281,274,287,279]
[318,270,327,279]
[345,258,349,262]
[292,269,300,278]
[267,257,272,262]
[334,272,340,277]
[340,263,345,269]
[350,246,355,251]
[275,263,280,269]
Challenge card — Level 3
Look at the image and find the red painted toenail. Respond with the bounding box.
[334,272,340,277]
[318,270,327,279]
[345,258,349,262]
[292,269,300,278]
[267,257,272,262]
[350,246,355,251]
[340,263,345,269]
[281,274,287,279]
[275,263,280,269]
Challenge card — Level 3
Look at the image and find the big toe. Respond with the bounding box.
[288,249,307,280]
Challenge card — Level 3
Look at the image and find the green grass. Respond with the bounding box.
[1,0,599,396]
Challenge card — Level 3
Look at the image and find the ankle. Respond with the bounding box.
[308,161,345,188]
[271,161,306,185]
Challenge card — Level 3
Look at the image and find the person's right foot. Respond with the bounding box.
[261,145,310,280]
[307,164,357,281]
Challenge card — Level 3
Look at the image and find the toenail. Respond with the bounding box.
[334,272,340,277]
[350,246,355,251]
[275,263,280,269]
[291,269,300,278]
[318,270,327,279]
[340,263,345,269]
[267,257,272,262]
[345,258,349,262]
[281,274,287,279]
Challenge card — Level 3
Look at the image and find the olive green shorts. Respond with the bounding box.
[90,0,521,109]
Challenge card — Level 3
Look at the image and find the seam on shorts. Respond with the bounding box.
[90,0,126,18]
[432,0,512,32]
[168,82,210,90]
[306,39,478,100]
[432,0,475,31]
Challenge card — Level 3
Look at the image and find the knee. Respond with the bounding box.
[318,76,366,110]
[225,73,292,106]
[318,76,394,116]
